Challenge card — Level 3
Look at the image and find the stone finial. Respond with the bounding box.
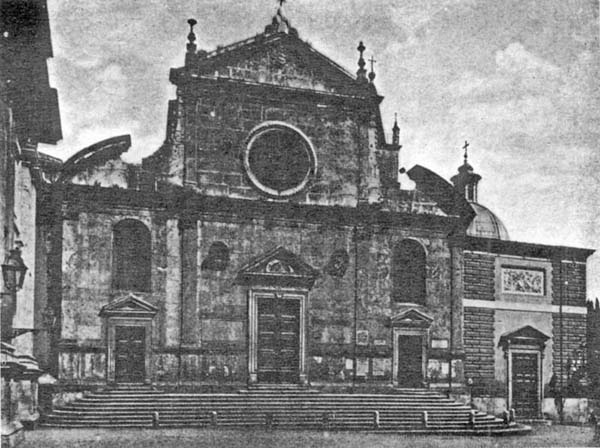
[356,41,367,82]
[264,0,298,36]
[186,18,197,53]
[368,55,376,83]
[392,113,400,146]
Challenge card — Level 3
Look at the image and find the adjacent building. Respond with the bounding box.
[1,0,62,445]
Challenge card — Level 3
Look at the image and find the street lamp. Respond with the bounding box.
[467,377,474,408]
[2,248,28,291]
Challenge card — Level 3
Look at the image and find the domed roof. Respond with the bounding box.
[467,203,510,240]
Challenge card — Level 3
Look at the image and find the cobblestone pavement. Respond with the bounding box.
[21,425,596,448]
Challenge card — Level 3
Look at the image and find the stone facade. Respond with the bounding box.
[5,8,592,432]
[32,12,594,411]
[37,12,479,393]
[47,182,460,388]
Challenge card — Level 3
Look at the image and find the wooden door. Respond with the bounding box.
[397,335,424,388]
[257,297,300,383]
[512,352,539,418]
[115,326,146,383]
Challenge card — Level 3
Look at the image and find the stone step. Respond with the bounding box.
[42,389,527,435]
[70,397,463,405]
[47,410,491,419]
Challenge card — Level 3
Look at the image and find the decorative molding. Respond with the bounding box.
[100,294,157,385]
[498,325,550,351]
[243,121,317,198]
[247,290,307,385]
[391,308,432,387]
[99,293,158,318]
[501,267,545,296]
[236,246,319,289]
[464,250,548,262]
[390,308,434,328]
[494,256,552,303]
[463,298,587,315]
[325,249,349,277]
[499,326,549,418]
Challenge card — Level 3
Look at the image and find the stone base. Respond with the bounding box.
[1,421,25,448]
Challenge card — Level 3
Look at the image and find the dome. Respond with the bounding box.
[467,203,510,240]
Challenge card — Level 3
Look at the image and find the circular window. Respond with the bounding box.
[244,122,316,197]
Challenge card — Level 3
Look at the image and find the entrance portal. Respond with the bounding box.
[499,325,549,419]
[257,297,300,383]
[511,352,539,417]
[397,334,424,388]
[115,326,146,383]
[99,294,158,385]
[391,309,433,387]
[237,246,318,385]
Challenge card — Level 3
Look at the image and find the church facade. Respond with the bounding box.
[34,10,593,420]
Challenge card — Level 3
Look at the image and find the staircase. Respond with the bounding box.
[41,387,530,435]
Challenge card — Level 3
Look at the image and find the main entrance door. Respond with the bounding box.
[257,297,300,383]
[397,335,424,388]
[114,326,146,383]
[512,352,540,417]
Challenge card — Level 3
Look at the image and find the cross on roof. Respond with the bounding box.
[369,55,377,72]
[463,140,469,162]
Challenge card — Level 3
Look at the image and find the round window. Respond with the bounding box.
[244,122,316,197]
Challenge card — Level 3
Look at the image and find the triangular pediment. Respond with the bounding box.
[236,246,319,289]
[499,325,550,349]
[391,308,434,328]
[193,33,360,95]
[99,293,158,318]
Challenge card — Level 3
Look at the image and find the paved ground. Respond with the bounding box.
[21,425,596,448]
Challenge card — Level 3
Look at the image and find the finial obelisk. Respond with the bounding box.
[392,113,400,146]
[356,41,367,82]
[184,18,198,67]
[186,19,197,52]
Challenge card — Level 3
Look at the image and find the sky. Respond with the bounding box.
[41,0,600,300]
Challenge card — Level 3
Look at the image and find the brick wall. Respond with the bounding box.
[551,260,586,307]
[588,300,600,398]
[464,307,495,386]
[463,251,495,301]
[552,312,586,385]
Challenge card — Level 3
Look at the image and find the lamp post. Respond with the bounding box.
[1,247,28,341]
[2,248,28,292]
[467,377,474,408]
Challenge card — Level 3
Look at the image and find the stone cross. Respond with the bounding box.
[369,56,377,73]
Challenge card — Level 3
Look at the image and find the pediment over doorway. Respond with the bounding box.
[498,325,550,350]
[236,246,319,289]
[390,308,434,328]
[99,293,158,318]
